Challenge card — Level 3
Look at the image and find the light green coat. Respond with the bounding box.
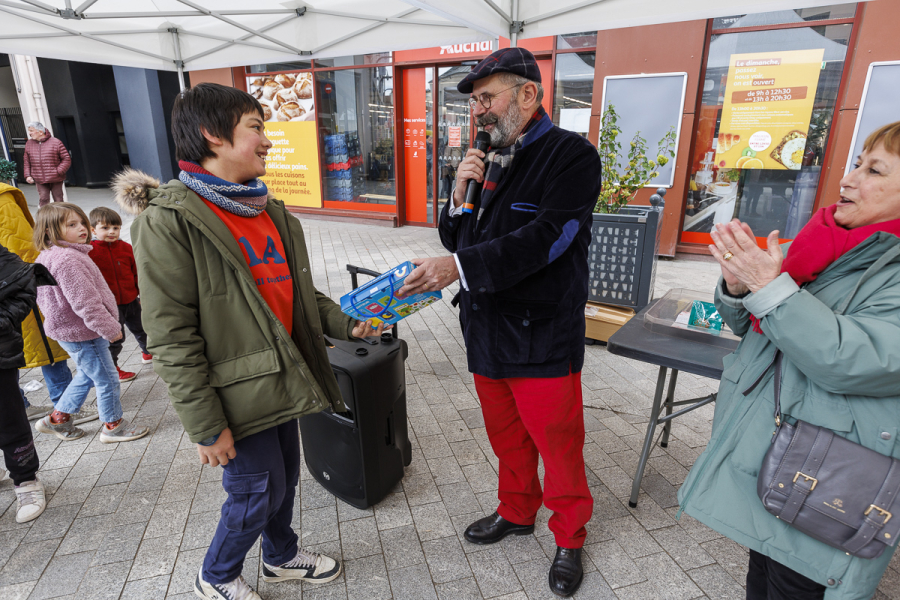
[127,179,355,443]
[679,233,900,600]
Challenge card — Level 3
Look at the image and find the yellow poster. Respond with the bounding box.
[717,49,824,170]
[262,121,322,208]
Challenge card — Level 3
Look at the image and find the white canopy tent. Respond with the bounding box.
[406,0,869,46]
[0,0,491,89]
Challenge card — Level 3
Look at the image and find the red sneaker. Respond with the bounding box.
[141,353,153,364]
[116,367,137,382]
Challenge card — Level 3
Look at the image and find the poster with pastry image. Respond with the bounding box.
[247,72,321,207]
[716,49,824,170]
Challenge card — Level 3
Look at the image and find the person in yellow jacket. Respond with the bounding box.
[0,182,96,424]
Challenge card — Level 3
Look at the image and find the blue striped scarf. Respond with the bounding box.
[178,160,269,218]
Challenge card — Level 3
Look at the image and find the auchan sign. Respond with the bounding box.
[440,41,493,54]
[394,40,495,62]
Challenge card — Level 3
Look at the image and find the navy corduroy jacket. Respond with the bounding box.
[439,124,601,379]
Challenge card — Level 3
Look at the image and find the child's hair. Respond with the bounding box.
[33,203,91,251]
[172,82,265,164]
[89,206,122,228]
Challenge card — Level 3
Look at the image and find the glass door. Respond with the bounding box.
[436,66,473,218]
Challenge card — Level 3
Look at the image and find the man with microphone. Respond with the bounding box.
[398,47,601,597]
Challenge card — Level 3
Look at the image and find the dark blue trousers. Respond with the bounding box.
[203,419,301,584]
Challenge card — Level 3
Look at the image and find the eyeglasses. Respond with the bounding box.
[468,85,520,110]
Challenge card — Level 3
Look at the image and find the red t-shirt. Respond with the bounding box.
[203,200,294,335]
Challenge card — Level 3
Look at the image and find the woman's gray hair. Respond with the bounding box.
[26,122,46,132]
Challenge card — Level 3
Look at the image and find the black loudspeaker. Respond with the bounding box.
[299,334,411,509]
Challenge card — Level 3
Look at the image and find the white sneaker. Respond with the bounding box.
[194,570,261,600]
[0,467,6,483]
[99,419,150,443]
[262,547,341,583]
[15,478,46,523]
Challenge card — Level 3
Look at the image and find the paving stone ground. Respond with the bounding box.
[3,193,899,599]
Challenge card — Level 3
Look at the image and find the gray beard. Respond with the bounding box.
[477,99,523,148]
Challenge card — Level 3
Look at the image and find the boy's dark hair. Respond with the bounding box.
[172,82,264,163]
[89,206,122,228]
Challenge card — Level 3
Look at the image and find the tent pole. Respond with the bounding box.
[510,0,519,47]
[170,28,186,91]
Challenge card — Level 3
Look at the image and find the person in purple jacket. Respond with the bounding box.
[32,202,148,443]
[24,122,72,207]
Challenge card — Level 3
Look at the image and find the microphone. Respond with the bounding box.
[462,131,492,214]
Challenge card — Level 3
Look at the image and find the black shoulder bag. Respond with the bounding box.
[758,351,900,559]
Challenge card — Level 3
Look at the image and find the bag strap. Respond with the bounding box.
[842,459,900,553]
[773,350,783,426]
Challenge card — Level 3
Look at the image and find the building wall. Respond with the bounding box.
[589,20,709,256]
[817,1,900,210]
[38,58,123,188]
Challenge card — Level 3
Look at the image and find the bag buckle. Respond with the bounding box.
[793,471,818,491]
[865,504,892,524]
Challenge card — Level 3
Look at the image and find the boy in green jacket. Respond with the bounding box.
[119,83,385,600]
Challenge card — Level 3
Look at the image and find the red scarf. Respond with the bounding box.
[749,204,900,333]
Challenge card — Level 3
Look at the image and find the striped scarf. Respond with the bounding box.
[478,106,552,220]
[178,161,269,217]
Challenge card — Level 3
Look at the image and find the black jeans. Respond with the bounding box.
[746,549,826,600]
[0,368,40,485]
[108,298,149,365]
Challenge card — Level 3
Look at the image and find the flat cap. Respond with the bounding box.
[457,47,541,94]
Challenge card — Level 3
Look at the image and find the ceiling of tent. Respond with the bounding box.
[0,0,870,73]
[0,0,489,71]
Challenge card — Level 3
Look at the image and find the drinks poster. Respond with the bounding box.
[716,49,824,170]
[246,73,322,207]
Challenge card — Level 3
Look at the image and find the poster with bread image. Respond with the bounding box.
[247,72,315,123]
[246,71,321,208]
[716,49,824,170]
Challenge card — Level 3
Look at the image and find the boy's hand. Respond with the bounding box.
[197,427,237,467]
[352,319,390,338]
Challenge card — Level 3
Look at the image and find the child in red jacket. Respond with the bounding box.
[88,207,151,382]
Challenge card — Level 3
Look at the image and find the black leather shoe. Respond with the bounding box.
[463,512,535,545]
[548,546,583,597]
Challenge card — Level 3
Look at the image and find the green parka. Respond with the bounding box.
[678,232,900,600]
[116,171,355,443]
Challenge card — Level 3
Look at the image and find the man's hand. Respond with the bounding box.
[352,319,391,338]
[397,257,459,298]
[452,147,487,207]
[197,427,237,467]
[26,176,34,184]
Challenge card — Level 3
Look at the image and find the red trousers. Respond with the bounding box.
[474,371,593,548]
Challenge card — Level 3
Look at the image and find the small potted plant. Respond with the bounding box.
[0,158,17,186]
[588,104,676,311]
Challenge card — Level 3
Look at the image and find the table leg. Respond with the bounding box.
[629,366,668,508]
[660,370,678,448]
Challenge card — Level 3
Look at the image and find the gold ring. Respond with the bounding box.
[423,283,429,289]
[723,251,734,261]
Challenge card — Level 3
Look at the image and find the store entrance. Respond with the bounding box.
[400,64,472,226]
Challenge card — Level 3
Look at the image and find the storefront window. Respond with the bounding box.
[314,53,392,68]
[436,66,472,215]
[557,32,597,49]
[248,60,312,73]
[681,22,851,245]
[316,67,395,212]
[552,52,594,137]
[712,4,856,29]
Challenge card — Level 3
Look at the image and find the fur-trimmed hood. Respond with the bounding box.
[111,167,277,215]
[111,168,160,215]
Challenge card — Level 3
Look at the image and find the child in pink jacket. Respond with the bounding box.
[32,203,149,443]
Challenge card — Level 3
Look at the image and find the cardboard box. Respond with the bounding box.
[584,302,635,342]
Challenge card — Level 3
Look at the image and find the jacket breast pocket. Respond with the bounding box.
[494,298,557,364]
[221,471,270,532]
[208,348,280,388]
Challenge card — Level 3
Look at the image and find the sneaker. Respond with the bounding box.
[0,467,6,483]
[35,415,86,440]
[25,404,53,421]
[141,352,153,364]
[71,408,100,425]
[195,570,261,600]
[15,478,46,523]
[99,418,149,443]
[117,367,136,382]
[262,547,342,584]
